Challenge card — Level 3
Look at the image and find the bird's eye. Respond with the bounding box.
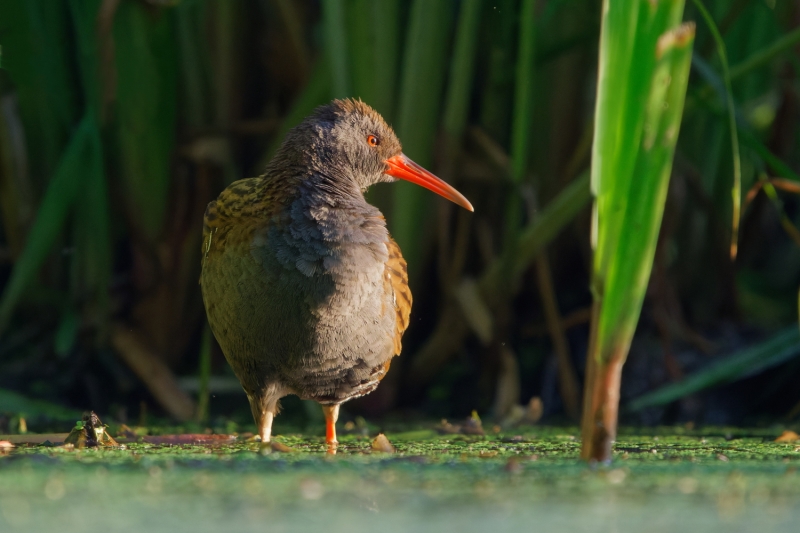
[367,135,379,147]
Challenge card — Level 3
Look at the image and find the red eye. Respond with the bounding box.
[367,135,379,147]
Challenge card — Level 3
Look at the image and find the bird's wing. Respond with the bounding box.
[384,237,412,356]
[201,177,279,264]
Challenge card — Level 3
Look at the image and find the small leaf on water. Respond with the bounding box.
[775,430,800,442]
[0,440,13,455]
[462,411,484,436]
[270,440,295,453]
[371,433,395,453]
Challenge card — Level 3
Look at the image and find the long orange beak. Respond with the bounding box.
[385,154,474,212]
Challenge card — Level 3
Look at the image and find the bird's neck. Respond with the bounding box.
[286,173,388,245]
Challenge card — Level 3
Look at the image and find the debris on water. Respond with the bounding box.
[499,397,544,428]
[463,411,485,435]
[371,433,395,453]
[116,424,149,440]
[265,440,296,453]
[775,430,800,442]
[436,419,461,434]
[343,416,370,436]
[64,412,118,448]
[0,440,13,455]
[139,434,236,445]
[525,397,543,424]
[436,410,485,435]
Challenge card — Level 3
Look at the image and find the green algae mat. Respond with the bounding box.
[2,426,800,533]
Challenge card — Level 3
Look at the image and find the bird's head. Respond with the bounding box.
[276,99,473,212]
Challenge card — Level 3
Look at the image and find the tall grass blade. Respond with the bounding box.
[392,0,454,267]
[728,25,800,80]
[499,0,537,293]
[691,0,741,259]
[347,0,375,104]
[0,90,35,257]
[0,115,92,333]
[480,170,591,300]
[628,327,800,411]
[322,0,351,98]
[739,128,800,183]
[73,124,111,323]
[478,0,516,145]
[370,0,401,120]
[112,1,177,242]
[510,0,536,184]
[581,0,693,462]
[0,1,78,186]
[175,0,212,128]
[442,0,482,140]
[349,0,402,212]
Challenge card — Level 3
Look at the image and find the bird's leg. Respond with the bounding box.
[321,404,340,445]
[258,410,275,443]
[248,393,277,443]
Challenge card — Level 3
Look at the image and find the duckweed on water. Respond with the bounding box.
[1,426,800,533]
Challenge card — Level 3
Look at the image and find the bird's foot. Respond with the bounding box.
[326,440,338,456]
[321,404,340,452]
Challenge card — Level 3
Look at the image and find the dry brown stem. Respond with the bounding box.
[111,323,196,421]
[535,255,580,420]
[579,302,624,462]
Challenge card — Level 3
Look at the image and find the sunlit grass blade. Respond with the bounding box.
[628,326,800,411]
[0,114,91,333]
[581,0,693,462]
[392,0,454,269]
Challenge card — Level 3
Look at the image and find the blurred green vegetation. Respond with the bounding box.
[0,0,799,430]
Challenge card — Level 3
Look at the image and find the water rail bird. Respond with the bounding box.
[201,99,473,446]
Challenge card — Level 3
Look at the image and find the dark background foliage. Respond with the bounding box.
[0,0,799,431]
